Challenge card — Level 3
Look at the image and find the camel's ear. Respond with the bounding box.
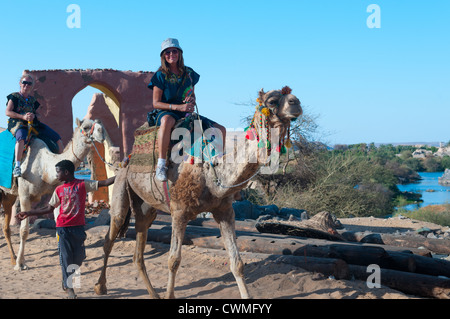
[76,118,82,127]
[258,88,265,101]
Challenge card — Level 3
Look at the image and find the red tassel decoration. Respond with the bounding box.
[245,128,255,140]
[281,86,292,95]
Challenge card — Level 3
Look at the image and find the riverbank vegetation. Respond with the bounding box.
[249,140,449,219]
[395,204,450,227]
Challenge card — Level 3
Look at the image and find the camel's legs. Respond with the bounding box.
[15,197,31,271]
[166,213,188,299]
[214,206,251,299]
[15,217,29,270]
[1,193,17,265]
[133,203,158,298]
[95,169,131,295]
[94,217,122,295]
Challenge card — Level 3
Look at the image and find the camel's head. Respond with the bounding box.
[245,87,302,156]
[257,86,302,125]
[76,118,106,144]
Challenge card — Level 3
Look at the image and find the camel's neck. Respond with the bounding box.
[22,130,92,186]
[211,112,283,197]
[62,131,91,167]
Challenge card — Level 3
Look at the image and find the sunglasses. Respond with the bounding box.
[22,81,33,86]
[164,49,179,55]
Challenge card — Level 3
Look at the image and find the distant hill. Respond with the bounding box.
[374,142,443,148]
[331,141,445,150]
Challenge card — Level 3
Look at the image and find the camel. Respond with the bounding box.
[0,118,107,270]
[94,87,302,299]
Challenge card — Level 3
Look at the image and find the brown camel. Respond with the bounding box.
[94,87,302,298]
[0,118,107,270]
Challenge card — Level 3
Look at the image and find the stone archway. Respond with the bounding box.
[26,69,154,157]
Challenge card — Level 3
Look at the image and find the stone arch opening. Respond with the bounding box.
[71,82,122,203]
[72,86,103,125]
[80,82,121,123]
[71,82,121,136]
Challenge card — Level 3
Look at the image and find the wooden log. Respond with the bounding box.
[293,245,421,274]
[405,252,450,278]
[382,251,417,273]
[348,264,450,299]
[127,226,351,280]
[155,214,449,256]
[152,216,431,256]
[124,224,450,298]
[292,244,388,267]
[256,221,344,241]
[126,224,450,278]
[381,234,450,255]
[341,231,450,255]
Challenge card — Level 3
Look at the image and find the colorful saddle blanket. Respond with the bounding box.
[128,118,223,173]
[0,130,16,188]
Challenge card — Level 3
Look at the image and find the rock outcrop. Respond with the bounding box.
[438,169,450,185]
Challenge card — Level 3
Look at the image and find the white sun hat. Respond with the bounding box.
[160,38,183,56]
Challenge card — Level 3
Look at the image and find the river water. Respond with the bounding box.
[397,172,450,210]
[75,169,91,180]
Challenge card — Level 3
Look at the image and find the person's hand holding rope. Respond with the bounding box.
[23,112,35,122]
[181,95,196,113]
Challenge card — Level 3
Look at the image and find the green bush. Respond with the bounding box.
[395,204,450,227]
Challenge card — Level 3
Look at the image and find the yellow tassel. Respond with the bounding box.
[256,98,262,106]
[261,107,270,117]
[285,139,292,149]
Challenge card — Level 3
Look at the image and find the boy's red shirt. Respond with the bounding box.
[49,179,98,227]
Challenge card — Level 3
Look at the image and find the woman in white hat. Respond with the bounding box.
[148,38,225,181]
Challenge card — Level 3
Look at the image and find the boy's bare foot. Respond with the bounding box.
[66,288,77,299]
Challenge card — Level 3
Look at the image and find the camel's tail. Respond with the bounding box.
[118,208,132,238]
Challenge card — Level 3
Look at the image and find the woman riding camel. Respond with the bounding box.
[5,74,64,177]
[148,38,226,181]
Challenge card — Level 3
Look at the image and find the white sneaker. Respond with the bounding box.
[13,166,21,178]
[155,165,168,182]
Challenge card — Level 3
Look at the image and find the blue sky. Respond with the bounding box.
[0,1,448,146]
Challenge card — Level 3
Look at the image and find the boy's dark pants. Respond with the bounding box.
[57,226,87,289]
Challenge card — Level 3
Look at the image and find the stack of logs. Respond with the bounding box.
[125,213,450,299]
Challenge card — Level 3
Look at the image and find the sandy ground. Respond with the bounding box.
[0,214,448,300]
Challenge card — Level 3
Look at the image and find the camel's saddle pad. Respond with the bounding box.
[128,120,222,173]
[0,130,16,188]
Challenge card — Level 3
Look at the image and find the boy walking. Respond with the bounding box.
[18,160,115,299]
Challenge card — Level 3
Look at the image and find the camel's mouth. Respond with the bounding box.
[284,105,302,121]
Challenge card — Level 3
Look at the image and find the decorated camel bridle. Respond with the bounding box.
[245,86,294,155]
[217,86,297,189]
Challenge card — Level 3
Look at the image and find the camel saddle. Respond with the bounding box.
[128,118,222,174]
